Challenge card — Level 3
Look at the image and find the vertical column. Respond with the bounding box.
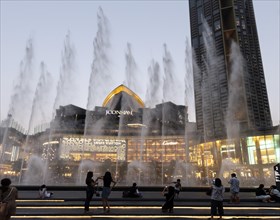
[234,139,242,162]
[255,137,264,182]
[240,138,249,164]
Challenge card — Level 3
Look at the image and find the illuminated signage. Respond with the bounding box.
[60,137,126,161]
[274,164,280,183]
[162,141,178,146]
[105,110,133,117]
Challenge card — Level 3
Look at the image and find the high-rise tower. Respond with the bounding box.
[189,0,272,141]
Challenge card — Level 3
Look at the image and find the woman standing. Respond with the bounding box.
[97,171,116,213]
[210,178,225,220]
[0,178,18,220]
[161,185,175,213]
[84,171,98,213]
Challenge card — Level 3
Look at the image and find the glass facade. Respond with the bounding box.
[186,134,279,185]
[54,133,278,186]
[189,0,273,141]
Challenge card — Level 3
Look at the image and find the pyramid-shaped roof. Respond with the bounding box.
[102,84,145,110]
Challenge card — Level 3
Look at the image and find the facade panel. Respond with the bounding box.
[189,0,272,141]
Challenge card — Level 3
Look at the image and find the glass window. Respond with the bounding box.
[215,31,221,37]
[247,136,255,146]
[247,137,257,165]
[241,21,246,29]
[220,144,235,159]
[213,9,219,15]
[248,146,257,164]
[192,37,199,49]
[199,24,203,35]
[212,91,218,98]
[197,7,203,24]
[236,18,240,26]
[221,86,227,93]
[214,20,221,31]
[199,35,204,45]
[259,135,277,164]
[190,1,196,8]
[273,135,280,161]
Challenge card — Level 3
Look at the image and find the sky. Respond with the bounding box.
[0,0,279,131]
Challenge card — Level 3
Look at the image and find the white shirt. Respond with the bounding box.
[228,177,239,193]
[270,188,280,197]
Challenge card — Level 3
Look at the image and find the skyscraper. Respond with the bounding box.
[189,0,272,141]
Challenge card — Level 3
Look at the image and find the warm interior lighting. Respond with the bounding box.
[127,123,147,128]
[16,206,280,211]
[42,141,59,146]
[162,141,178,145]
[13,206,280,219]
[16,200,65,202]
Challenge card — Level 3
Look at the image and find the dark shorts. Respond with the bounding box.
[211,199,224,216]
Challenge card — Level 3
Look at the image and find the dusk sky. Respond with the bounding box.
[0,0,279,130]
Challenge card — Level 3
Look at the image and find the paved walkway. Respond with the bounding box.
[12,190,280,220]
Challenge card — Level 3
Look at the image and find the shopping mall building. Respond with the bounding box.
[0,85,279,186]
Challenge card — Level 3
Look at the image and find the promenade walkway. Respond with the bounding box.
[12,188,280,220]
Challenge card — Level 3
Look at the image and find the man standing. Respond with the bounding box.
[228,173,240,203]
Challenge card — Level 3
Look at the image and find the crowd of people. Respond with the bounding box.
[1,173,279,219]
[206,173,280,219]
[255,183,280,203]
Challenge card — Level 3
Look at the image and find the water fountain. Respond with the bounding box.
[18,62,53,184]
[126,160,149,186]
[0,8,278,187]
[22,155,48,185]
[145,60,162,108]
[77,159,101,184]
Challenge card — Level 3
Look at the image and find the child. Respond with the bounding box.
[173,179,182,198]
[39,184,53,199]
[123,182,143,198]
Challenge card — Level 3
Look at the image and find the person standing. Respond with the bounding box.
[97,171,116,213]
[162,185,175,213]
[210,178,225,220]
[228,173,240,203]
[173,179,182,198]
[84,171,98,213]
[0,178,18,220]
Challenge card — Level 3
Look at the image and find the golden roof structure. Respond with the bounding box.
[102,84,145,110]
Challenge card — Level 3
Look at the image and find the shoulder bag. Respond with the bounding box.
[0,187,14,217]
[206,187,212,196]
